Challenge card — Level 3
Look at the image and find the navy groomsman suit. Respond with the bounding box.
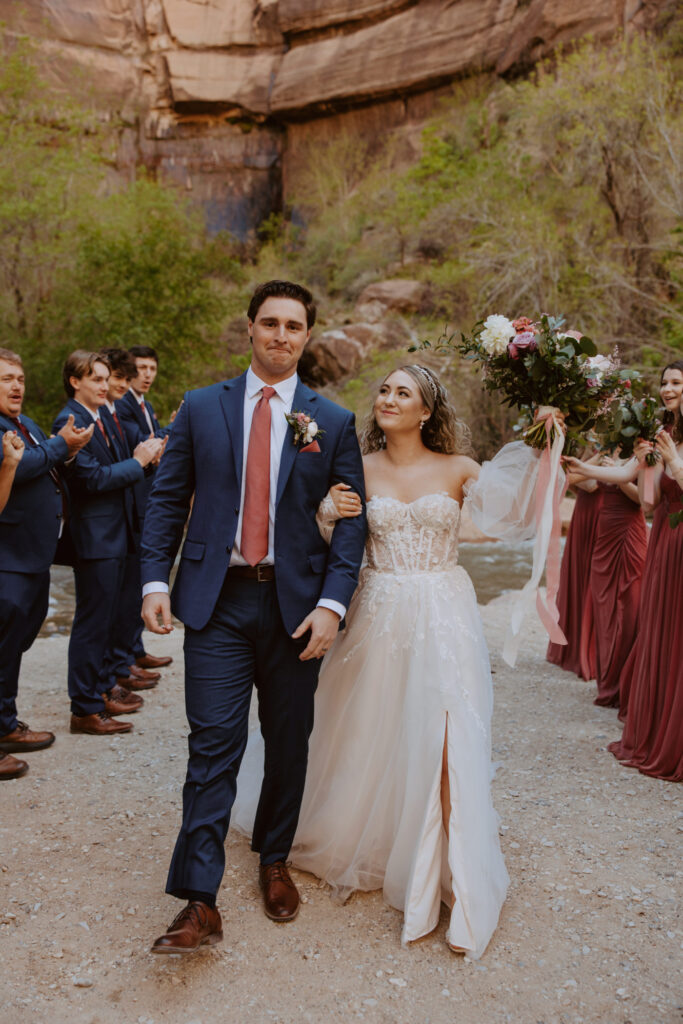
[53,399,144,717]
[0,413,68,735]
[115,389,171,663]
[140,370,367,902]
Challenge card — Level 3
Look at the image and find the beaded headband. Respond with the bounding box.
[413,365,440,404]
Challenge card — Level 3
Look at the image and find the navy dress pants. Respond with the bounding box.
[108,549,145,682]
[166,572,321,902]
[0,569,50,734]
[68,557,125,716]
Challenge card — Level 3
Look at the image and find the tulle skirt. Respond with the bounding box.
[233,563,509,958]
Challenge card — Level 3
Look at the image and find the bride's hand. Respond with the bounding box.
[330,483,362,518]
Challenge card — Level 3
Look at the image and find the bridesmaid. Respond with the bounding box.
[589,465,647,708]
[547,459,602,679]
[617,359,683,716]
[565,392,683,782]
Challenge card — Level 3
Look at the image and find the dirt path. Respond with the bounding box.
[1,594,680,1024]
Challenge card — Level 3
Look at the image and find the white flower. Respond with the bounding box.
[584,354,614,379]
[479,315,515,356]
[304,421,318,443]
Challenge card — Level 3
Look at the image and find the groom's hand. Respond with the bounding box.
[293,607,340,661]
[142,592,174,634]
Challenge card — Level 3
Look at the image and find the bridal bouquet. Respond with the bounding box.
[426,313,632,452]
[597,393,664,466]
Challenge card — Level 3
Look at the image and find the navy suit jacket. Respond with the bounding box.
[0,413,68,573]
[116,390,170,521]
[141,373,367,635]
[53,399,144,560]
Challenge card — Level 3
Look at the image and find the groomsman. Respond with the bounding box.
[0,347,93,778]
[53,351,163,735]
[116,346,174,674]
[98,348,162,692]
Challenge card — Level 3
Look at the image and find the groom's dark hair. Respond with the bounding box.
[248,280,317,329]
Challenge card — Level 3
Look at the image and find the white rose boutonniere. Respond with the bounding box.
[285,410,324,447]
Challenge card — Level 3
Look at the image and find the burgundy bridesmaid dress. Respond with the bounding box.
[609,472,683,782]
[591,485,647,708]
[547,487,602,678]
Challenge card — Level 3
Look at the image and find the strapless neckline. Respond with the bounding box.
[367,492,461,510]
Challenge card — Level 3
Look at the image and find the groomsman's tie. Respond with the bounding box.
[241,386,275,566]
[96,418,111,448]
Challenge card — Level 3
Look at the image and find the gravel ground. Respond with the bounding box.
[1,593,681,1024]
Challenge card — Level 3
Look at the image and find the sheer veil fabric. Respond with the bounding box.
[234,484,514,958]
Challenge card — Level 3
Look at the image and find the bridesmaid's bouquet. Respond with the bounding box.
[420,314,632,452]
[597,393,664,466]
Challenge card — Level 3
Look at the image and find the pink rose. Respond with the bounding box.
[512,317,535,334]
[508,331,537,359]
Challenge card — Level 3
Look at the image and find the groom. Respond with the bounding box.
[141,280,367,954]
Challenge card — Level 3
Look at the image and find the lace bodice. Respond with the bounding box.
[365,493,461,573]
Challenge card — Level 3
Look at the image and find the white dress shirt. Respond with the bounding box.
[130,387,155,435]
[143,365,345,619]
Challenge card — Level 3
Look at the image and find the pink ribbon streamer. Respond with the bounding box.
[534,416,567,646]
[504,411,567,666]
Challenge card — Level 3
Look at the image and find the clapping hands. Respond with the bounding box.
[58,414,95,456]
[2,430,24,466]
[134,437,165,468]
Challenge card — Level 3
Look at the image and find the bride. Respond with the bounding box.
[233,364,537,958]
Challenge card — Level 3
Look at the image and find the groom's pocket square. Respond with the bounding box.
[299,440,321,453]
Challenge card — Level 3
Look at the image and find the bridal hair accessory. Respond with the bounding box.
[285,409,324,447]
[413,365,440,404]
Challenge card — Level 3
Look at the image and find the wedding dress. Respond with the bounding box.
[234,486,514,959]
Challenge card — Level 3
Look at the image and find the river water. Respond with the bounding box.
[39,541,541,638]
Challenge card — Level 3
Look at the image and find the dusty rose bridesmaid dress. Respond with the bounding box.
[590,484,647,708]
[609,472,683,782]
[547,487,602,678]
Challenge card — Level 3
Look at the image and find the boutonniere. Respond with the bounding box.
[285,409,324,448]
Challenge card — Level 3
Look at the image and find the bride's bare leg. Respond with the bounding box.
[440,721,450,841]
[442,719,465,953]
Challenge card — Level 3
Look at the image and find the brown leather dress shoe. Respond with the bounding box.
[259,862,300,922]
[136,653,173,669]
[70,712,133,735]
[102,685,144,716]
[0,751,29,780]
[117,673,157,692]
[151,901,223,955]
[128,664,161,681]
[0,721,55,753]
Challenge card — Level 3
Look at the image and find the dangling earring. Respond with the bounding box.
[419,421,425,431]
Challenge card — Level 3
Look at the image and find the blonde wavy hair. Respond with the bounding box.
[360,364,474,456]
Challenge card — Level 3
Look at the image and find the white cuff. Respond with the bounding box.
[317,598,346,620]
[142,581,169,597]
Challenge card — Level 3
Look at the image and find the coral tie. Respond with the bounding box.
[241,386,276,566]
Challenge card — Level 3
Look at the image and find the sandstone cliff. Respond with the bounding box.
[1,0,672,235]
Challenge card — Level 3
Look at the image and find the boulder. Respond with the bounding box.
[299,318,414,386]
[354,279,427,322]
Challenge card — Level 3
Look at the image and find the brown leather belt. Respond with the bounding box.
[227,564,275,582]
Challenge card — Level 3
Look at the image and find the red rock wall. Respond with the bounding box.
[1,0,671,236]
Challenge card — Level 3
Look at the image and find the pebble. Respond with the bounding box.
[389,977,407,987]
[72,977,94,988]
